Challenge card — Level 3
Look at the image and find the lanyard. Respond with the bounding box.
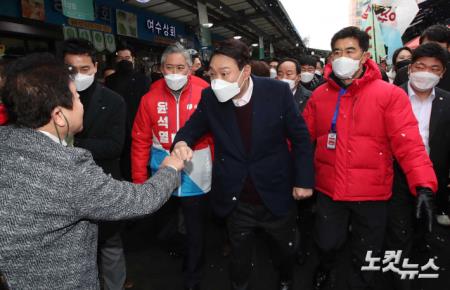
[330,88,347,133]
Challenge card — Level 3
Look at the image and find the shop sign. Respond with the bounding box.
[92,31,105,51]
[146,18,177,38]
[68,18,112,33]
[116,9,138,38]
[62,0,95,21]
[63,25,78,39]
[153,36,177,45]
[22,0,46,21]
[63,25,113,53]
[53,0,110,22]
[78,28,92,42]
[104,33,116,53]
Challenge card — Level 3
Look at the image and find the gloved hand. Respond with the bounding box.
[416,187,434,232]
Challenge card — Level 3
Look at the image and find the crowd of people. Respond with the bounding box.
[0,24,449,290]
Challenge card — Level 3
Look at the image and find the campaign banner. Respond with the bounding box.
[361,4,387,63]
[360,0,419,63]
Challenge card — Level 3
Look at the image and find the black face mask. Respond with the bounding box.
[151,72,163,82]
[395,59,411,72]
[115,60,134,74]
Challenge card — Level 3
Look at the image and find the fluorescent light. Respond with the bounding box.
[136,0,151,3]
[233,36,242,40]
[201,23,213,28]
[251,43,258,47]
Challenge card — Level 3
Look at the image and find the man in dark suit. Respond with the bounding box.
[105,45,151,181]
[394,24,450,92]
[62,39,127,290]
[276,58,312,113]
[171,39,315,290]
[382,43,450,290]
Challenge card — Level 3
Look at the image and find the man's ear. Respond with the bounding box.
[93,61,98,74]
[361,51,371,64]
[243,64,252,78]
[440,67,446,79]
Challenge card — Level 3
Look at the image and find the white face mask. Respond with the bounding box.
[315,70,322,76]
[164,74,188,91]
[211,69,245,102]
[74,73,95,92]
[281,78,297,90]
[409,71,440,92]
[301,72,315,83]
[332,56,361,80]
[269,68,277,79]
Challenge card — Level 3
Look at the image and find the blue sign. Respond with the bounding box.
[0,0,186,42]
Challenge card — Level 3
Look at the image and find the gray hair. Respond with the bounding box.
[161,44,192,67]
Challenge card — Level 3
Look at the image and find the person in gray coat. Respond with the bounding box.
[0,53,184,289]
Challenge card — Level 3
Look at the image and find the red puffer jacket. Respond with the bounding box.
[303,59,437,201]
[131,75,212,187]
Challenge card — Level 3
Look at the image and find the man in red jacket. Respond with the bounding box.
[302,27,438,289]
[132,45,211,290]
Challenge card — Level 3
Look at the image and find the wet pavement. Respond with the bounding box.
[122,210,450,290]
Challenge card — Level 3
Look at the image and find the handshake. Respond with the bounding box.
[161,141,194,172]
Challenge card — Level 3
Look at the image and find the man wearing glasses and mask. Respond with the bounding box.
[62,39,127,290]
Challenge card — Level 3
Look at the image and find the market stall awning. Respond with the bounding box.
[125,0,304,56]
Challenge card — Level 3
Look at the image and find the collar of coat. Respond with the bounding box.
[324,58,382,91]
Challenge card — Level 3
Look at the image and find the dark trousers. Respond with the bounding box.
[180,195,207,288]
[376,188,416,290]
[314,192,387,290]
[436,179,450,213]
[226,201,298,289]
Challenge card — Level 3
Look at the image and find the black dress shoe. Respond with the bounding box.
[279,280,293,290]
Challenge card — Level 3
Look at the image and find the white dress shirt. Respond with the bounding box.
[38,130,67,146]
[232,77,254,107]
[407,82,435,154]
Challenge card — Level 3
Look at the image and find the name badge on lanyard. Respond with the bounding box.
[327,88,346,150]
[327,132,337,149]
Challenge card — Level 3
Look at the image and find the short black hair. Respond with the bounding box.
[116,43,135,57]
[191,53,201,63]
[316,60,324,68]
[250,60,270,77]
[2,53,74,128]
[411,42,448,68]
[269,58,280,64]
[277,58,301,74]
[392,46,413,67]
[62,38,97,64]
[419,24,450,45]
[299,55,317,68]
[212,39,251,70]
[331,26,370,52]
